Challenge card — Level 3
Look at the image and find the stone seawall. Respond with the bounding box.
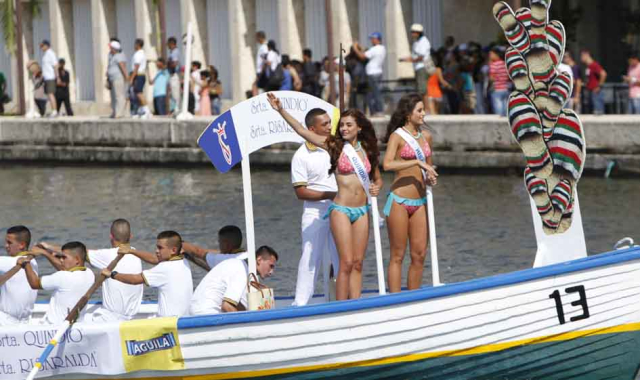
[0,115,638,172]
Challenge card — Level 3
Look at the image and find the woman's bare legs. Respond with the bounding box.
[386,202,409,293]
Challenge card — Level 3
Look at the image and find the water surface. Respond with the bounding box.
[0,165,637,301]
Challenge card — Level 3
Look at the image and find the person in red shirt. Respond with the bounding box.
[580,50,607,115]
[489,48,510,116]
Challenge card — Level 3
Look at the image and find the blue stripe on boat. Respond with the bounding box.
[177,246,640,330]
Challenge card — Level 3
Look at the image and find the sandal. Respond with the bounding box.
[505,48,533,96]
[547,109,585,181]
[494,2,530,54]
[546,20,566,68]
[524,167,552,217]
[508,92,553,178]
[543,71,573,138]
[530,0,551,33]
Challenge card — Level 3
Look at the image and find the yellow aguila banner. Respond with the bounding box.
[119,317,184,372]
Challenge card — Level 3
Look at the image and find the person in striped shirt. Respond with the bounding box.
[489,47,510,116]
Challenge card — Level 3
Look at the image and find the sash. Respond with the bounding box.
[395,128,427,181]
[342,143,371,199]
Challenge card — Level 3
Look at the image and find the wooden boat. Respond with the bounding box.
[3,245,640,379]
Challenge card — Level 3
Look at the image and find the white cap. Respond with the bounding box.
[109,41,121,50]
[410,23,424,33]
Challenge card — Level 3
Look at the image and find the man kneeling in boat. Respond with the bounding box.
[39,219,144,323]
[102,230,193,317]
[182,225,246,270]
[189,245,278,315]
[18,242,94,324]
[0,226,38,325]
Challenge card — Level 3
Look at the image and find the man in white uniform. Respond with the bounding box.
[189,246,278,315]
[0,226,38,325]
[38,219,143,322]
[39,40,58,117]
[102,231,193,317]
[290,108,339,306]
[20,242,94,324]
[182,225,246,270]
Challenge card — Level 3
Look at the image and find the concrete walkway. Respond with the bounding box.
[0,115,639,172]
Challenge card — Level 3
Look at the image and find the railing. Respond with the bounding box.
[375,79,633,115]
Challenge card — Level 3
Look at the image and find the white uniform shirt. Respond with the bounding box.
[266,50,281,71]
[142,258,193,317]
[256,43,268,74]
[88,248,143,318]
[189,258,248,316]
[291,142,338,211]
[42,49,58,80]
[205,252,247,269]
[412,36,431,71]
[41,269,95,324]
[364,44,386,76]
[0,256,38,322]
[131,49,147,75]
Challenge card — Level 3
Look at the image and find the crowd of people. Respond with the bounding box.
[2,27,640,117]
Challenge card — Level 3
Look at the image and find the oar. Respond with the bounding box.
[184,253,209,271]
[370,197,387,295]
[0,253,35,287]
[25,251,126,380]
[426,186,442,286]
[0,265,22,287]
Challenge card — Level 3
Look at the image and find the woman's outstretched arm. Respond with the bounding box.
[266,92,328,148]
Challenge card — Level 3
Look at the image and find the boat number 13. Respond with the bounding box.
[548,285,590,325]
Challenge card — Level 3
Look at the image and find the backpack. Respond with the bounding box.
[265,64,285,91]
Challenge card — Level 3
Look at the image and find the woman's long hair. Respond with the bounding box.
[327,109,379,179]
[384,93,424,142]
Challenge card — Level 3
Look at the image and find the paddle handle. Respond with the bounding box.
[0,264,22,287]
[25,320,71,380]
[65,253,125,323]
[371,197,387,295]
[185,253,209,271]
[427,187,441,286]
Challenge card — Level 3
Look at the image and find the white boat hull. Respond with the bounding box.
[3,247,640,379]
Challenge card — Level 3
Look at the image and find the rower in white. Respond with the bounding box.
[290,108,340,305]
[19,242,95,324]
[0,226,38,325]
[182,225,247,270]
[39,219,144,323]
[102,231,193,317]
[189,246,278,315]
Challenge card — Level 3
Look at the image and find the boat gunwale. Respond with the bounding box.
[177,246,640,330]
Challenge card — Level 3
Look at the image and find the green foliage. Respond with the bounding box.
[1,0,42,55]
[1,0,16,54]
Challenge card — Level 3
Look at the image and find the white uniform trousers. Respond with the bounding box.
[293,208,340,306]
[0,310,22,325]
[83,307,132,323]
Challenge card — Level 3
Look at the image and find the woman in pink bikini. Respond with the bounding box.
[267,92,383,300]
[383,93,438,293]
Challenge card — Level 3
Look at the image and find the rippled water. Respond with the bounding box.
[0,164,638,301]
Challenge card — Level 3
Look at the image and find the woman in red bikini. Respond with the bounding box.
[383,93,438,293]
[267,92,383,300]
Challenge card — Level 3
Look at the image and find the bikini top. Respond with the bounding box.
[399,140,432,160]
[337,151,372,175]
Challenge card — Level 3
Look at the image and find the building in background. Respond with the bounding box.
[1,0,637,115]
